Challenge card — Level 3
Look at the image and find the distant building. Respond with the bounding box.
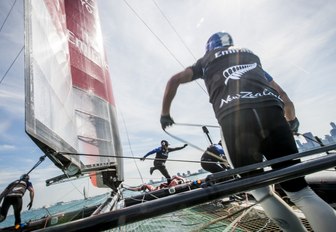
[303,132,319,149]
[296,121,336,151]
[330,122,336,137]
[325,135,335,144]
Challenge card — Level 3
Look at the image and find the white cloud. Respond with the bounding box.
[0,144,15,151]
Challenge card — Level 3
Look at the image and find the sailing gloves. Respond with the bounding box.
[160,115,174,130]
[27,201,33,210]
[288,117,300,134]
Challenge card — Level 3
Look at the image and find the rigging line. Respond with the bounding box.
[0,45,24,86]
[119,110,145,184]
[151,0,197,61]
[207,143,336,183]
[164,129,229,165]
[150,0,208,95]
[255,218,272,232]
[194,191,271,231]
[295,132,324,146]
[0,155,46,202]
[0,155,48,204]
[62,172,87,199]
[122,0,184,68]
[59,151,220,165]
[0,0,17,33]
[122,0,207,95]
[192,202,257,232]
[222,206,254,232]
[295,132,333,154]
[174,122,220,128]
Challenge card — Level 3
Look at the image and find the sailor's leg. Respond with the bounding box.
[13,197,22,226]
[151,161,160,175]
[0,197,11,222]
[284,186,336,232]
[157,164,171,184]
[0,206,4,222]
[249,186,307,232]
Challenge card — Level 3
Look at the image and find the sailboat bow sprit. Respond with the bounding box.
[24,0,123,190]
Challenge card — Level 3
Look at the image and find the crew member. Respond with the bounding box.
[0,174,34,229]
[141,140,187,184]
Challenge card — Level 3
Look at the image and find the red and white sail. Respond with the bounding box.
[24,0,123,189]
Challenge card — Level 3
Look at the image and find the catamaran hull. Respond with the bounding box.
[33,146,336,232]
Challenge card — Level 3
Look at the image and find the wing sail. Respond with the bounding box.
[24,0,123,189]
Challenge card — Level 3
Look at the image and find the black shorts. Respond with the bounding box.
[220,106,307,192]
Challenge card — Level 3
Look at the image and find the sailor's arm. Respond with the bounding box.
[169,144,188,152]
[269,80,300,133]
[27,185,34,210]
[269,80,296,121]
[264,71,299,133]
[160,68,194,129]
[141,148,159,160]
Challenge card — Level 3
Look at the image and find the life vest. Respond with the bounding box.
[6,180,28,197]
[155,148,169,161]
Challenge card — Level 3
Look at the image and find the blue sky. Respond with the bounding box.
[0,0,336,208]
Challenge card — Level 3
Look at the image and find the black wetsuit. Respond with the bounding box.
[191,46,307,192]
[144,145,186,183]
[0,180,32,225]
[201,144,230,173]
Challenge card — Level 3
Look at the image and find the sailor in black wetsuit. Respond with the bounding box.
[201,140,230,173]
[160,32,336,232]
[141,140,187,184]
[0,174,34,229]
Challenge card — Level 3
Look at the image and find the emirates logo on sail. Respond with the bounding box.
[222,63,257,85]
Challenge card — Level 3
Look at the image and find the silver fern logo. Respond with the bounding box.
[223,63,257,85]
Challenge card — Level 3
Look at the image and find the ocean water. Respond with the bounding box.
[0,193,108,228]
[0,173,210,230]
